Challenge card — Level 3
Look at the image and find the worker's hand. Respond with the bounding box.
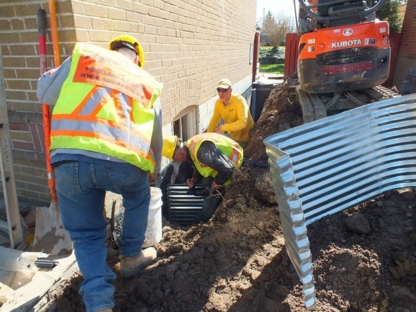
[186,177,198,188]
[148,173,158,186]
[215,126,223,134]
[211,181,222,191]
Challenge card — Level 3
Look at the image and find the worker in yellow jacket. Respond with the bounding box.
[207,78,254,148]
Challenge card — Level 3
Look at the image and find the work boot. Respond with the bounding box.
[120,247,157,278]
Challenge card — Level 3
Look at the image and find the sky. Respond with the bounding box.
[256,0,298,24]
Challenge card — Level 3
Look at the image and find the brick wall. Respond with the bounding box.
[0,0,257,205]
[393,0,416,91]
[398,0,416,57]
[0,0,67,205]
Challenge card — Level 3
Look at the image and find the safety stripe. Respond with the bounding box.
[55,87,129,124]
[188,141,197,157]
[70,85,101,117]
[51,119,150,149]
[230,141,244,166]
[188,140,207,167]
[77,87,107,116]
[128,96,134,121]
[52,113,133,135]
[111,89,127,124]
[52,86,152,146]
[50,129,152,161]
[229,148,238,164]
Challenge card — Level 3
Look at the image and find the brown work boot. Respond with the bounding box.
[120,247,157,278]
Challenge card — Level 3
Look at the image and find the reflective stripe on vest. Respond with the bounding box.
[50,43,162,171]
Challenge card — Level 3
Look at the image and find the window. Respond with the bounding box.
[172,107,197,141]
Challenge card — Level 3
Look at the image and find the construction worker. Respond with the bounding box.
[36,34,162,312]
[207,78,254,148]
[162,133,244,222]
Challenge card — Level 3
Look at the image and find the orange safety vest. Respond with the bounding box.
[50,43,162,172]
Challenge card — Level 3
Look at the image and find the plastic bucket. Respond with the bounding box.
[143,187,163,248]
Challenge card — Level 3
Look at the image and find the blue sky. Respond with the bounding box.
[256,0,297,24]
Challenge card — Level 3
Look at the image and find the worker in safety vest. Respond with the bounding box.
[37,34,162,312]
[162,133,243,222]
[162,133,244,192]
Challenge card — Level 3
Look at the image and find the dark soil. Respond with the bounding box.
[37,82,416,312]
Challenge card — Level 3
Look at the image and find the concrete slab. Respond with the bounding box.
[257,73,284,85]
[0,246,76,311]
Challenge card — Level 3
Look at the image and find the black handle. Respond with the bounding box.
[37,8,46,36]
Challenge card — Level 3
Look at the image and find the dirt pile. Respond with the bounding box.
[38,83,416,312]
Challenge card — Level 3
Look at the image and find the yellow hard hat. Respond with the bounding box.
[108,34,145,68]
[162,135,178,160]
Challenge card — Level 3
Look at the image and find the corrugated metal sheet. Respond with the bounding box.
[263,93,416,310]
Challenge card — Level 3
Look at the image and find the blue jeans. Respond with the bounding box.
[54,160,150,312]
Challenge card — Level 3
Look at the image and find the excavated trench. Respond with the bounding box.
[7,80,415,312]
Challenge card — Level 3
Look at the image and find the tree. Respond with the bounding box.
[374,0,402,33]
[261,11,275,37]
[261,11,295,47]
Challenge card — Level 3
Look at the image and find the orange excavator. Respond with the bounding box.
[294,0,396,122]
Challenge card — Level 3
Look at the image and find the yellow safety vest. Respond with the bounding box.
[186,133,244,185]
[50,42,162,172]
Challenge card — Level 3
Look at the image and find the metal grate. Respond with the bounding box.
[167,184,210,225]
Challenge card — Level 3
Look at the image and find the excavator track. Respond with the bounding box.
[296,86,327,123]
[296,85,401,123]
[367,85,401,100]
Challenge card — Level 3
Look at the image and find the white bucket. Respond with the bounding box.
[143,187,163,248]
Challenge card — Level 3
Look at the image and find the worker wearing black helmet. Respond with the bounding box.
[37,34,162,312]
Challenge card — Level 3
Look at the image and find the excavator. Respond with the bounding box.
[294,0,397,122]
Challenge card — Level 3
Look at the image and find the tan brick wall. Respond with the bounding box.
[0,0,257,205]
[0,0,67,205]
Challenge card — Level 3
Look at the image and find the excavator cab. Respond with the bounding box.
[297,0,390,94]
[298,0,390,93]
[299,0,371,31]
[294,0,393,123]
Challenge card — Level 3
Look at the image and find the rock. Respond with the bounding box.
[253,170,277,204]
[345,213,371,235]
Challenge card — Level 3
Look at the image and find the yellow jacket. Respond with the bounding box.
[207,94,254,142]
